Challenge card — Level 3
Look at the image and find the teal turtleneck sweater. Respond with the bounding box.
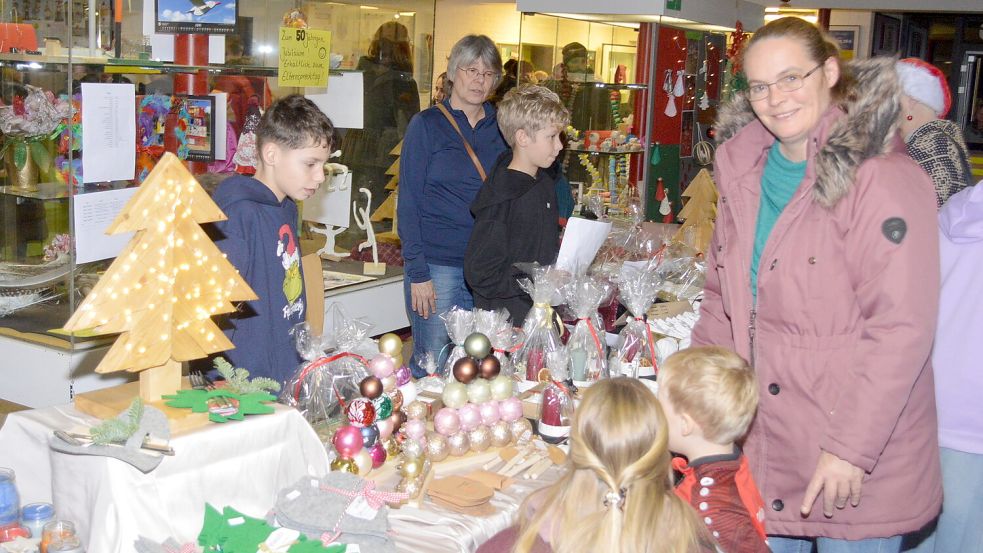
[751,142,807,302]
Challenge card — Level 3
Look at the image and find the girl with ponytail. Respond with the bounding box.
[478,378,715,553]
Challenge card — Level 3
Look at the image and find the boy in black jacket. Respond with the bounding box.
[464,85,570,325]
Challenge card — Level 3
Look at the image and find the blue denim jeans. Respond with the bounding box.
[903,447,983,553]
[404,264,473,378]
[770,535,902,553]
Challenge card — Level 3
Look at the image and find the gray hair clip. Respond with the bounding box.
[603,487,628,511]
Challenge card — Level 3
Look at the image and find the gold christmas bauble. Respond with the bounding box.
[379,333,403,357]
[330,457,359,474]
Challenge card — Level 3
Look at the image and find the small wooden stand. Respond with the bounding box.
[363,262,387,276]
[74,375,210,434]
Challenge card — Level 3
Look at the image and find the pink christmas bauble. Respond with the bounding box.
[404,418,427,441]
[458,403,482,432]
[369,442,388,468]
[369,354,396,379]
[479,400,501,426]
[434,407,462,436]
[376,417,395,441]
[500,397,523,422]
[394,365,412,387]
[332,425,364,458]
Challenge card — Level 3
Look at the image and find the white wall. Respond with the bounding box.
[433,0,522,75]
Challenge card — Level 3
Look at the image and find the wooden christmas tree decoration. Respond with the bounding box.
[372,139,402,244]
[676,169,718,222]
[673,169,719,253]
[63,153,257,405]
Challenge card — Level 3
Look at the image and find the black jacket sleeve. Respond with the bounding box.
[464,202,523,300]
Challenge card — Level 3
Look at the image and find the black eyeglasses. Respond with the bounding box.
[747,63,824,101]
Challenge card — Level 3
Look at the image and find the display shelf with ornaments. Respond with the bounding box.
[60,153,257,428]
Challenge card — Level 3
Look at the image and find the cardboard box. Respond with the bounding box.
[417,390,443,419]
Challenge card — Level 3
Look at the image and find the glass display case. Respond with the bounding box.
[0,0,434,406]
[517,13,650,212]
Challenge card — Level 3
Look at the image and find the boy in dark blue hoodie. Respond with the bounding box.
[464,85,570,325]
[210,95,335,384]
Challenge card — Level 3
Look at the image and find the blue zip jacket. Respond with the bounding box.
[210,175,306,384]
[397,99,507,283]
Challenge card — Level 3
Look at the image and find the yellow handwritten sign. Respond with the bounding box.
[278,27,332,88]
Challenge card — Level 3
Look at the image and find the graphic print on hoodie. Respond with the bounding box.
[209,174,307,384]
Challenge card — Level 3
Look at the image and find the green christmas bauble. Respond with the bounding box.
[373,395,394,419]
[463,332,492,359]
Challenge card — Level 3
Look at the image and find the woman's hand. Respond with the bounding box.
[410,280,437,319]
[800,450,864,518]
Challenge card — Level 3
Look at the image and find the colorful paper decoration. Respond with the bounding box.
[61,153,258,401]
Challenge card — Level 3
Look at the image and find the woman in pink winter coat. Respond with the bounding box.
[691,17,942,552]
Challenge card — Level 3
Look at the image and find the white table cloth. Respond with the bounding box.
[0,403,560,552]
[0,403,329,551]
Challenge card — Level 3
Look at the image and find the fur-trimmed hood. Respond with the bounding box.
[714,56,903,208]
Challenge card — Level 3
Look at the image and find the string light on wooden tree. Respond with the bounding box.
[63,153,257,402]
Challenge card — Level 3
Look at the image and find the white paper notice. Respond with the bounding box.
[81,83,136,184]
[303,172,352,228]
[73,188,138,264]
[306,73,364,130]
[212,92,228,160]
[556,217,613,273]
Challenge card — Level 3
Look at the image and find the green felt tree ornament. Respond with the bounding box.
[162,389,277,423]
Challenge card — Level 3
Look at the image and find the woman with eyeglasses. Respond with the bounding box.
[398,35,507,378]
[691,17,942,552]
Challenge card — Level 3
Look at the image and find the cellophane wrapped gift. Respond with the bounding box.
[281,306,372,443]
[538,348,574,444]
[474,308,518,377]
[564,274,612,387]
[415,352,445,395]
[513,263,570,382]
[655,255,707,302]
[610,262,662,379]
[440,306,475,377]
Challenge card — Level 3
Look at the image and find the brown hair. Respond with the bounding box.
[659,346,758,445]
[742,17,855,105]
[256,94,335,152]
[368,21,413,73]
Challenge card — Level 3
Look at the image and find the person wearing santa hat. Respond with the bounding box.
[896,58,974,208]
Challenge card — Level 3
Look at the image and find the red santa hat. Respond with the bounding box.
[896,58,951,118]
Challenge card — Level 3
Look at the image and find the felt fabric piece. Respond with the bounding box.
[198,504,345,553]
[162,389,276,423]
[272,473,396,552]
[134,536,200,553]
[48,405,170,473]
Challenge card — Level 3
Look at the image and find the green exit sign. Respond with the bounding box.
[666,0,681,10]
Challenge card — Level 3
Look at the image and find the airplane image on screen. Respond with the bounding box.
[186,0,221,16]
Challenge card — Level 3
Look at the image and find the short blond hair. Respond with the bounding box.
[660,346,758,445]
[497,84,570,147]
